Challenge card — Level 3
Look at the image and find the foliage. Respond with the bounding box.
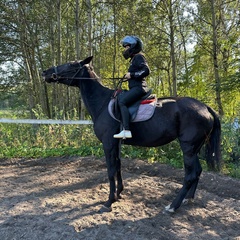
[0,122,102,158]
[0,107,100,158]
[1,111,239,178]
[221,117,240,178]
[0,0,239,119]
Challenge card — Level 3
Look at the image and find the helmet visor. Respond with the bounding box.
[120,36,137,48]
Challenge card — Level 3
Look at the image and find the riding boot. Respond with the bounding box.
[114,130,132,139]
[114,105,132,138]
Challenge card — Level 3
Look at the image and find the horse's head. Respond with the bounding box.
[42,56,94,85]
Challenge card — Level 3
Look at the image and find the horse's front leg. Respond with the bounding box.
[116,155,124,199]
[99,141,122,213]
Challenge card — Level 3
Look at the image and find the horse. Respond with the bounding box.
[42,56,221,213]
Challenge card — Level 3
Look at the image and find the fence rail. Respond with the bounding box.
[0,118,93,125]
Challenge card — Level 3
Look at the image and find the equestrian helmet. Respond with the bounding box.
[120,36,143,59]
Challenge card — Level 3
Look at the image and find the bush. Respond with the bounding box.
[221,117,240,178]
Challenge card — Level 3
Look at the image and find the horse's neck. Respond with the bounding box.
[78,79,112,121]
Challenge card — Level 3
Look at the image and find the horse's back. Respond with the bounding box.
[157,96,213,121]
[174,97,214,124]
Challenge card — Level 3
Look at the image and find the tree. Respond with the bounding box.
[0,0,239,119]
[210,0,224,115]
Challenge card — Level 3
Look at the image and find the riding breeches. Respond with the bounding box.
[117,87,145,130]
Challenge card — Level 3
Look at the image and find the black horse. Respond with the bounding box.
[42,56,221,213]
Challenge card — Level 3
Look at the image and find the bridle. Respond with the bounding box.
[51,63,86,82]
[45,62,124,83]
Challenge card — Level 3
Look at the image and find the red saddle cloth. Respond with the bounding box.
[141,99,156,105]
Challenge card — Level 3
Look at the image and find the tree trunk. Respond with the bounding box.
[169,0,177,97]
[75,0,80,59]
[86,0,92,57]
[57,0,62,65]
[112,0,117,85]
[17,3,36,118]
[79,0,93,120]
[210,0,224,116]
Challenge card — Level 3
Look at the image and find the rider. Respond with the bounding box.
[113,35,150,139]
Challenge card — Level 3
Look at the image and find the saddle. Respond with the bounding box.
[108,89,157,122]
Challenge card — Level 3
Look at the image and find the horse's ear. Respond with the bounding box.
[82,56,93,65]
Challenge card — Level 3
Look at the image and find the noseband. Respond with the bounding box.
[51,66,59,80]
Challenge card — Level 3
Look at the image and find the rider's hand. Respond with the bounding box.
[124,72,131,80]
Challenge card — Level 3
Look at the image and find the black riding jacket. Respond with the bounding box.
[128,53,150,91]
[118,53,150,130]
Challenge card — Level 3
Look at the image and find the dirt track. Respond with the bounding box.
[0,156,239,240]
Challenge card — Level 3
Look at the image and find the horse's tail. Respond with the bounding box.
[205,107,221,171]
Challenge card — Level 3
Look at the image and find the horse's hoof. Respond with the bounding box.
[117,195,122,200]
[163,204,175,214]
[182,198,194,205]
[114,193,122,201]
[98,205,112,213]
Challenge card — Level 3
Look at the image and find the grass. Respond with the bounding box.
[0,109,14,118]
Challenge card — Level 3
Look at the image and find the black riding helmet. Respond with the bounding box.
[120,36,143,59]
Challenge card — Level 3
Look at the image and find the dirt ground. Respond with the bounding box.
[0,156,239,240]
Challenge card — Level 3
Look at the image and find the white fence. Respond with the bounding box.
[0,118,93,125]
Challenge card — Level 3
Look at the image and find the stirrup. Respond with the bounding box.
[113,130,132,139]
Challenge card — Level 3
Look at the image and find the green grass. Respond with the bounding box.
[0,109,14,118]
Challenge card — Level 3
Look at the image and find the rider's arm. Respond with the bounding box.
[129,54,150,80]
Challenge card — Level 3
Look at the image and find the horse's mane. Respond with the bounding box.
[69,60,100,81]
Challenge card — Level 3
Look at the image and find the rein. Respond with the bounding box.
[51,63,125,84]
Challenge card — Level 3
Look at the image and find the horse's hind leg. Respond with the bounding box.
[183,156,202,204]
[165,145,202,213]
